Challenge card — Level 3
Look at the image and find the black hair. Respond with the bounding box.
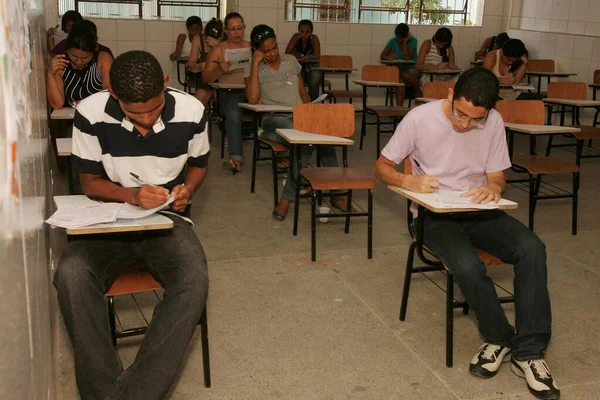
[224,12,244,27]
[453,68,499,110]
[66,21,97,53]
[495,32,510,50]
[298,19,313,32]
[394,23,409,38]
[110,51,164,103]
[250,24,277,49]
[502,39,528,73]
[205,18,223,40]
[432,27,453,63]
[61,10,83,33]
[186,16,203,30]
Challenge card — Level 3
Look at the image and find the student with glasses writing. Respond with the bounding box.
[203,12,252,174]
[374,68,559,400]
[46,20,112,110]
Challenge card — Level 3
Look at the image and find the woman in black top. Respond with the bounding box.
[46,21,112,110]
[285,19,323,100]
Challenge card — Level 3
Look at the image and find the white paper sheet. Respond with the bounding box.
[117,196,174,219]
[224,48,251,73]
[46,203,122,228]
[310,93,328,103]
[434,190,499,210]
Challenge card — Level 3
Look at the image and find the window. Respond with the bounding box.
[286,0,482,25]
[58,0,220,21]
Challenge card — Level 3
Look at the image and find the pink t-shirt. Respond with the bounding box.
[381,100,511,194]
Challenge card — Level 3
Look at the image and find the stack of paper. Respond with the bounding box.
[435,191,499,210]
[46,195,174,229]
[512,84,535,91]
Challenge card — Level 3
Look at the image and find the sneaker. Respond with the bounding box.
[469,343,512,378]
[511,358,560,400]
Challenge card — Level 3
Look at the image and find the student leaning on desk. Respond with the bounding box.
[373,68,560,400]
[53,50,210,400]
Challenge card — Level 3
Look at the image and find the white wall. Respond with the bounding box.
[509,0,600,36]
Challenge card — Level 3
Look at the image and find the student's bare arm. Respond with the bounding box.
[306,35,321,62]
[188,35,202,71]
[79,173,169,209]
[380,45,394,60]
[202,46,224,83]
[285,34,300,55]
[373,156,439,193]
[170,34,186,60]
[46,54,67,109]
[475,37,491,60]
[98,51,113,90]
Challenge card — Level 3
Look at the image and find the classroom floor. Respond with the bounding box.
[52,115,600,400]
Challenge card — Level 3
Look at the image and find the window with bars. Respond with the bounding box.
[285,0,482,25]
[58,0,220,20]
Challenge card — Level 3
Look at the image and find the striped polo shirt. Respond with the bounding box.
[71,88,210,190]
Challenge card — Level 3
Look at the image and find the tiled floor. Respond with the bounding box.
[54,116,600,399]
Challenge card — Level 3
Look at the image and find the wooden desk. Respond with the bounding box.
[470,60,484,66]
[526,71,577,94]
[414,97,437,105]
[312,67,355,72]
[66,213,174,235]
[238,103,293,113]
[353,80,405,88]
[276,129,354,146]
[51,107,75,120]
[380,59,415,66]
[543,98,600,126]
[589,83,600,100]
[428,69,462,82]
[210,83,246,91]
[387,186,517,213]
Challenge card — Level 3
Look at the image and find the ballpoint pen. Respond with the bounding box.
[129,172,157,187]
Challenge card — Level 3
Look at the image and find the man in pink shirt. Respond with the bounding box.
[374,68,559,400]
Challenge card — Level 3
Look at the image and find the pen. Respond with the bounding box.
[130,172,157,187]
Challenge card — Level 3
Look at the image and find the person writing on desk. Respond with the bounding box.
[247,24,348,221]
[415,27,460,87]
[380,23,422,102]
[373,68,560,400]
[54,50,210,400]
[285,19,322,101]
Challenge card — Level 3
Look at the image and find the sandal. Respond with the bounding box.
[222,160,242,175]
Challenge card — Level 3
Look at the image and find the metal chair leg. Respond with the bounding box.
[271,150,279,209]
[572,171,579,235]
[376,115,381,159]
[528,174,535,231]
[200,308,211,388]
[545,135,553,156]
[108,296,117,348]
[367,189,373,260]
[344,190,353,234]
[250,139,259,194]
[446,273,454,368]
[399,242,416,321]
[311,190,317,262]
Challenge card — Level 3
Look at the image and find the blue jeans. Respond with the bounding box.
[300,64,323,100]
[220,91,246,163]
[54,215,209,400]
[420,210,551,361]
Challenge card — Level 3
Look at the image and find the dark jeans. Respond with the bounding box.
[420,210,551,360]
[301,64,323,100]
[54,215,209,400]
[220,91,246,163]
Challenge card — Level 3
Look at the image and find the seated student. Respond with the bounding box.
[247,24,348,221]
[284,19,322,101]
[170,16,203,61]
[188,18,224,105]
[416,27,459,87]
[483,39,541,100]
[373,68,559,400]
[203,12,251,174]
[52,19,114,59]
[475,32,510,61]
[380,23,422,101]
[47,10,82,53]
[55,50,210,400]
[46,21,112,110]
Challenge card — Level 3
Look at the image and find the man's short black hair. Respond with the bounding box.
[453,68,499,110]
[394,23,409,38]
[298,19,313,31]
[186,16,202,29]
[110,51,164,103]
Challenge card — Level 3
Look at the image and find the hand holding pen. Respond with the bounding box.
[130,172,169,209]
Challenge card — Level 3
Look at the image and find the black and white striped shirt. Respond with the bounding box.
[62,52,104,107]
[72,88,210,191]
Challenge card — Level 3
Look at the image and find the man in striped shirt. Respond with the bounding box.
[54,51,210,400]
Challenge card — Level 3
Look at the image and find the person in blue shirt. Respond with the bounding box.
[380,23,422,102]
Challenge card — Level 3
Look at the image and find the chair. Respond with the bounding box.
[527,59,555,94]
[359,65,411,158]
[545,82,600,163]
[593,70,600,126]
[423,81,455,99]
[399,158,514,368]
[106,262,211,387]
[496,100,580,234]
[320,55,362,104]
[291,104,376,261]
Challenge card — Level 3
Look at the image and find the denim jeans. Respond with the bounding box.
[220,91,246,163]
[420,210,551,361]
[54,215,209,400]
[300,65,323,101]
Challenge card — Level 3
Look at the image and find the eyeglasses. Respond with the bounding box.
[451,103,489,127]
[226,25,245,32]
[66,51,93,63]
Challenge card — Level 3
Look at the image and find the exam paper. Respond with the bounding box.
[311,93,328,103]
[512,84,535,91]
[434,191,499,210]
[46,203,122,228]
[224,48,251,73]
[117,196,174,219]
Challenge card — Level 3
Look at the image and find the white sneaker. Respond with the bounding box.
[511,358,560,400]
[469,343,512,378]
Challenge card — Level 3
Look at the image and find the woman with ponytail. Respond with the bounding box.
[415,27,459,87]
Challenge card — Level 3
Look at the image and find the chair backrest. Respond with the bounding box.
[495,100,545,125]
[320,55,353,69]
[547,82,587,100]
[361,65,399,82]
[527,59,555,72]
[595,70,600,84]
[293,103,355,138]
[423,81,455,99]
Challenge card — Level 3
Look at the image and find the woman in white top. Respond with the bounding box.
[169,16,203,61]
[416,27,459,87]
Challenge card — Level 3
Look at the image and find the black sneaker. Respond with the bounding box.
[511,358,560,400]
[469,343,512,378]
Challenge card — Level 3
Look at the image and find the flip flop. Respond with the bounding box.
[222,160,241,175]
[272,208,287,221]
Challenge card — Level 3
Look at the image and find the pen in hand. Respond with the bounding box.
[130,172,157,188]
